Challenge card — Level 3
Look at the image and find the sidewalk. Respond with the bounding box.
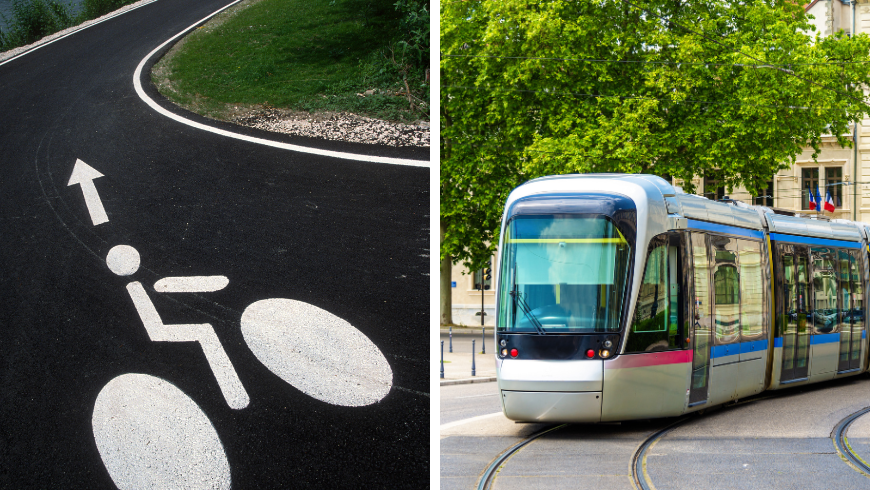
[439,327,497,386]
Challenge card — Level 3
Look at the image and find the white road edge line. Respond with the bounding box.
[0,0,160,68]
[440,412,504,431]
[133,1,429,167]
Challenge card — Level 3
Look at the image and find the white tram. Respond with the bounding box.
[495,174,869,422]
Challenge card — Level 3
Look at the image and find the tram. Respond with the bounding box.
[494,174,870,422]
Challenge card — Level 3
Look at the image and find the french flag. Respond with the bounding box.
[808,188,817,210]
[824,189,836,212]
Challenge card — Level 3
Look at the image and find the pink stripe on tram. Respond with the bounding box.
[606,349,692,369]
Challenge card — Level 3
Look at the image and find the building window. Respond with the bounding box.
[826,167,842,208]
[704,173,725,201]
[802,168,819,210]
[753,180,774,207]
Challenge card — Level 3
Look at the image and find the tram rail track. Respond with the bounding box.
[631,417,690,490]
[475,424,567,490]
[832,406,870,477]
[474,390,865,490]
[630,394,778,490]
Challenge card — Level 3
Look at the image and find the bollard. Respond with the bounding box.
[482,326,486,354]
[449,326,453,353]
[440,341,444,379]
[472,339,476,376]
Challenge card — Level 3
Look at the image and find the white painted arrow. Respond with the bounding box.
[68,159,109,226]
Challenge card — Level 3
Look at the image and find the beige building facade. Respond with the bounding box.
[444,0,870,325]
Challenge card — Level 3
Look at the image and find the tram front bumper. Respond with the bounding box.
[498,359,603,423]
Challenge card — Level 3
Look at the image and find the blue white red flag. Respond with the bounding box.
[808,188,817,210]
[824,189,836,212]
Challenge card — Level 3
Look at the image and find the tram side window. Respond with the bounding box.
[839,250,852,332]
[737,239,766,340]
[626,233,681,352]
[811,247,838,334]
[711,235,740,344]
[851,251,864,323]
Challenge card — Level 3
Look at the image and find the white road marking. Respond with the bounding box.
[92,373,231,490]
[440,412,504,431]
[240,298,393,406]
[155,275,229,292]
[67,159,109,225]
[132,2,429,167]
[126,281,249,409]
[106,245,140,276]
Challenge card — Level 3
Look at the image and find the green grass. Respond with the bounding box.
[154,0,429,123]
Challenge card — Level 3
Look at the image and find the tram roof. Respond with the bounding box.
[675,193,764,230]
[766,213,864,242]
[511,174,868,243]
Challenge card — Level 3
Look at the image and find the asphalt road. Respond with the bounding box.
[0,0,428,487]
[440,381,500,426]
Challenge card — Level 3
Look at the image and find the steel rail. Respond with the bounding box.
[631,417,690,490]
[476,424,567,490]
[832,406,870,476]
[631,394,778,490]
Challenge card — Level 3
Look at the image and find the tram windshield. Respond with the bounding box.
[497,215,632,333]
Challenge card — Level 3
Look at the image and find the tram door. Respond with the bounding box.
[689,233,711,405]
[780,245,811,382]
[837,250,864,372]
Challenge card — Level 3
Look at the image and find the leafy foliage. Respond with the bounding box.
[0,0,73,49]
[0,0,138,51]
[79,0,135,19]
[441,0,870,269]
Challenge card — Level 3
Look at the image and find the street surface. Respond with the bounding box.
[441,374,870,489]
[0,0,428,487]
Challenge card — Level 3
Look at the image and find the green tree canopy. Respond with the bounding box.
[441,0,870,271]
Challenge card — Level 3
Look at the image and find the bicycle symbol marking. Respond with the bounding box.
[108,244,250,409]
[79,160,393,488]
[92,374,231,490]
[241,298,393,407]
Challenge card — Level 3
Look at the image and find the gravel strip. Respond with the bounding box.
[233,108,430,148]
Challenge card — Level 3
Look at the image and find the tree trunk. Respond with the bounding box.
[440,221,454,325]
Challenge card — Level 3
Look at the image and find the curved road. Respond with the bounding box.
[0,0,428,487]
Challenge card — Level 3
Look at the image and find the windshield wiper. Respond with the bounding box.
[510,287,547,335]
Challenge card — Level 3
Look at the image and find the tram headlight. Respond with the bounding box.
[500,339,506,347]
[600,349,611,359]
[604,340,612,348]
[501,348,508,357]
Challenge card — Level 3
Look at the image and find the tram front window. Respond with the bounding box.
[498,216,632,333]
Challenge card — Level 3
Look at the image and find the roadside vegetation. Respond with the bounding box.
[0,0,138,50]
[152,0,429,123]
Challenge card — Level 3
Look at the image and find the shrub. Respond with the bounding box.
[0,0,73,49]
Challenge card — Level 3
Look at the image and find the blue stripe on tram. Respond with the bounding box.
[772,333,850,348]
[811,333,841,345]
[686,219,764,239]
[768,232,862,249]
[711,339,768,359]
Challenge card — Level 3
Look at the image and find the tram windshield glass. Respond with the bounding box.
[498,215,632,333]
